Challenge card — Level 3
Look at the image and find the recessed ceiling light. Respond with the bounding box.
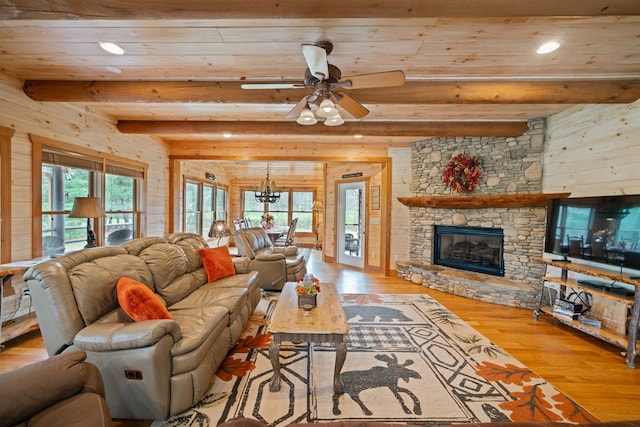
[354,134,363,139]
[223,132,232,138]
[105,66,122,74]
[99,41,126,55]
[536,41,560,54]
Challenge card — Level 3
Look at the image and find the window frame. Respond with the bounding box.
[241,188,315,234]
[31,134,147,257]
[181,176,228,238]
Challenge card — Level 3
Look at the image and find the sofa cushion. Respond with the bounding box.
[200,246,236,282]
[117,277,171,321]
[164,233,208,273]
[67,253,154,325]
[169,305,229,358]
[170,283,247,326]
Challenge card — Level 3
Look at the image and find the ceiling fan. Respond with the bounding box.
[240,41,406,125]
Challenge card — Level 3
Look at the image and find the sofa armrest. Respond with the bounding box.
[82,361,107,397]
[232,256,252,273]
[0,350,91,427]
[74,320,182,352]
[273,246,299,257]
[255,252,286,261]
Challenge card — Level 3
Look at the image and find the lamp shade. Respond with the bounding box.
[296,108,317,125]
[69,197,106,218]
[316,98,338,118]
[312,201,323,211]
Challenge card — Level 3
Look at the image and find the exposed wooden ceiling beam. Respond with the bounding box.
[117,120,528,137]
[2,0,639,19]
[24,80,640,104]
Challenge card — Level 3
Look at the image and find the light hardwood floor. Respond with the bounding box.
[1,249,639,425]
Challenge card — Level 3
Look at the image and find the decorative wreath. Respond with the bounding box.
[442,153,482,193]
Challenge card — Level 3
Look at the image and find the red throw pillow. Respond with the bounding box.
[200,246,236,282]
[116,277,171,321]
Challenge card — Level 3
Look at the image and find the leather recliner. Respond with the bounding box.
[233,227,307,291]
[0,350,111,427]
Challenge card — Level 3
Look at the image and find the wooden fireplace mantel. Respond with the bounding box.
[397,192,570,209]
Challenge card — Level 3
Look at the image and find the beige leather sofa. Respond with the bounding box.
[233,227,307,291]
[0,350,110,427]
[24,233,260,421]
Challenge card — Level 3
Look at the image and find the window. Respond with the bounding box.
[182,179,228,238]
[242,189,314,233]
[184,181,200,234]
[34,137,146,257]
[105,167,140,246]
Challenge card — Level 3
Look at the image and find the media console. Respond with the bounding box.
[533,258,640,368]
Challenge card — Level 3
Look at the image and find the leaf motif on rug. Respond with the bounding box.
[451,333,509,359]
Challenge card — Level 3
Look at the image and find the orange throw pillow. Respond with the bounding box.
[200,246,236,282]
[117,277,171,321]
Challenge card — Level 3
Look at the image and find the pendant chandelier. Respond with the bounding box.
[254,164,280,204]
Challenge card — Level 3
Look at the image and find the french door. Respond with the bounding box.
[337,181,366,268]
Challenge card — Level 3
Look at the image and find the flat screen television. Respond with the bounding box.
[544,194,640,271]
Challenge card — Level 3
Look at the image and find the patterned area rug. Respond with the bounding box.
[153,293,598,426]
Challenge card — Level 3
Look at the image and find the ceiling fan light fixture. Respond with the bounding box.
[296,108,318,125]
[324,112,344,126]
[317,98,338,118]
[536,41,560,54]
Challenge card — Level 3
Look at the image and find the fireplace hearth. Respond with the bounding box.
[434,225,504,276]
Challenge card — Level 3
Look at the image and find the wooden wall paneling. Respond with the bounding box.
[0,126,15,263]
[388,147,411,272]
[543,101,640,197]
[29,138,42,258]
[381,157,392,276]
[168,158,181,233]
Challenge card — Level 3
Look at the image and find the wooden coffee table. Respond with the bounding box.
[267,282,349,393]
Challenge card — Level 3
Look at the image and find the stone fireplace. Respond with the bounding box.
[434,225,504,276]
[396,118,548,309]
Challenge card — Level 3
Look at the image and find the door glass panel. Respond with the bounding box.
[343,187,362,258]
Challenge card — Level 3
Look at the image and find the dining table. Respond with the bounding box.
[265,227,287,244]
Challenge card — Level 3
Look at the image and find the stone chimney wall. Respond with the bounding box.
[398,118,548,307]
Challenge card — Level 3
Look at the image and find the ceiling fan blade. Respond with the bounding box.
[241,83,305,90]
[301,43,329,80]
[286,96,310,119]
[338,70,406,89]
[334,91,369,119]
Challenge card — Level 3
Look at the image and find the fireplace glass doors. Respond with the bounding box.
[434,225,505,276]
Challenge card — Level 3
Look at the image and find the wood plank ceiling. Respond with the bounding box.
[1,0,640,177]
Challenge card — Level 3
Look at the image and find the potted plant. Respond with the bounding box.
[296,274,320,308]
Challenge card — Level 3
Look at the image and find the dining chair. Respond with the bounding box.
[275,218,297,247]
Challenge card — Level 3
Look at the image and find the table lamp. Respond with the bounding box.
[209,220,231,247]
[69,197,106,248]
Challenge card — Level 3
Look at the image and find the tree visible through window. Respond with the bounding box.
[242,189,314,233]
[37,144,145,257]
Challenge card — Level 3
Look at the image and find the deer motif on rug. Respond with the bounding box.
[332,353,422,416]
